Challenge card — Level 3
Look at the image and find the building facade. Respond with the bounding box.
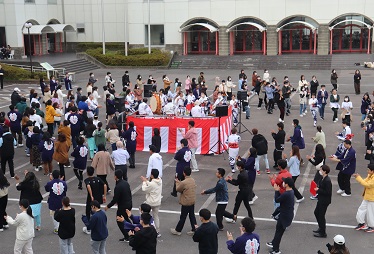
[0,0,373,57]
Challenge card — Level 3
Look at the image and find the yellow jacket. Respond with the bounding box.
[356,174,374,201]
[45,105,60,124]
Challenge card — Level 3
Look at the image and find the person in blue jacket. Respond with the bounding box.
[71,136,88,190]
[117,203,155,234]
[201,168,235,230]
[317,85,328,120]
[122,121,137,168]
[329,139,356,197]
[171,138,191,197]
[226,217,260,254]
[287,119,305,150]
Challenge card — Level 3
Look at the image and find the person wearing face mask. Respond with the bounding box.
[329,89,340,122]
[330,69,338,90]
[353,69,362,95]
[88,72,98,85]
[310,75,319,96]
[341,96,353,126]
[313,165,332,238]
[226,76,236,100]
[282,80,292,116]
[317,85,329,120]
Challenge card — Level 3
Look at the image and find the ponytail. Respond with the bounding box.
[26,206,34,218]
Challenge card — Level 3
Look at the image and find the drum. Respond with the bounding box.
[150,95,158,113]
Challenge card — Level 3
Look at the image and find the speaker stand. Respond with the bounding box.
[205,116,228,159]
[237,100,252,135]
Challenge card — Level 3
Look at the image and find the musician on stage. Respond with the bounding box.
[211,92,227,115]
[138,98,153,116]
[125,89,136,112]
[191,101,205,118]
[175,92,186,116]
[219,80,228,100]
[230,94,239,126]
[186,90,196,114]
[163,98,175,116]
[198,93,210,115]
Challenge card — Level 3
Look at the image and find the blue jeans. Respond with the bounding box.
[59,238,75,254]
[245,105,250,118]
[319,103,326,118]
[362,114,367,121]
[91,239,106,254]
[299,104,306,115]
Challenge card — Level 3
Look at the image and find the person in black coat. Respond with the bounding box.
[252,128,269,174]
[313,165,332,238]
[193,208,219,254]
[11,89,22,107]
[353,69,361,95]
[267,177,294,254]
[128,212,157,254]
[151,128,161,153]
[105,170,132,242]
[226,161,253,219]
[271,122,286,169]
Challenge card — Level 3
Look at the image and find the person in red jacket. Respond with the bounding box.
[268,159,292,194]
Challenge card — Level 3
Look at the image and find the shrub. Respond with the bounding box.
[76,42,125,52]
[86,48,171,66]
[0,63,48,81]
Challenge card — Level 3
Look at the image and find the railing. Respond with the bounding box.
[4,63,66,77]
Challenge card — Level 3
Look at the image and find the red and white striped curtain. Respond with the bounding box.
[127,107,232,154]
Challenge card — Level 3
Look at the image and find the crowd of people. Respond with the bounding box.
[0,68,373,254]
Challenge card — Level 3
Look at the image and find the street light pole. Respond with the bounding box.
[25,22,33,77]
[148,0,151,54]
[101,0,106,55]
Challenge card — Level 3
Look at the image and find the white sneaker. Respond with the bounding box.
[341,193,351,197]
[333,119,338,123]
[300,114,303,117]
[249,195,258,205]
[313,121,317,127]
[83,227,91,235]
[336,189,344,194]
[304,110,307,114]
[191,169,199,172]
[0,228,3,232]
[225,218,234,223]
[34,167,40,172]
[231,169,236,173]
[18,144,24,147]
[296,197,305,203]
[14,146,17,149]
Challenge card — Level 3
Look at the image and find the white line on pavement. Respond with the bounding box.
[293,162,313,218]
[6,198,355,229]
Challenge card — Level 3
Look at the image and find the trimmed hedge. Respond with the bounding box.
[76,42,125,52]
[86,48,171,66]
[0,63,47,81]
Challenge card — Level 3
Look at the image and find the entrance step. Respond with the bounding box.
[171,54,374,70]
[53,59,100,74]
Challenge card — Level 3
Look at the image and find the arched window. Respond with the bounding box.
[329,15,373,54]
[179,18,219,55]
[277,16,318,54]
[226,17,267,55]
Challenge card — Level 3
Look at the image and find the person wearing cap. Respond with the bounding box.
[266,177,294,254]
[353,164,374,232]
[11,87,22,107]
[146,145,163,179]
[329,139,356,197]
[317,234,350,254]
[313,165,332,238]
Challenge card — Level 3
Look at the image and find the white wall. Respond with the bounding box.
[1,0,374,47]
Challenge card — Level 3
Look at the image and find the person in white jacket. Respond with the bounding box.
[6,199,35,254]
[146,145,163,179]
[141,168,162,236]
[56,85,67,107]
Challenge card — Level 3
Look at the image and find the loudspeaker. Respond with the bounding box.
[144,84,153,98]
[114,96,126,112]
[216,105,228,117]
[237,91,248,101]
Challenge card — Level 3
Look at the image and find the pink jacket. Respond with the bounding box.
[184,127,198,149]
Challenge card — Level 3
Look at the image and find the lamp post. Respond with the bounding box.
[148,0,151,54]
[101,0,106,55]
[24,22,33,77]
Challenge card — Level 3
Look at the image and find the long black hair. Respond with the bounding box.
[315,144,326,160]
[0,170,10,189]
[20,171,40,192]
[19,199,34,218]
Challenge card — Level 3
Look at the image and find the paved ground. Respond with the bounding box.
[1,67,374,254]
